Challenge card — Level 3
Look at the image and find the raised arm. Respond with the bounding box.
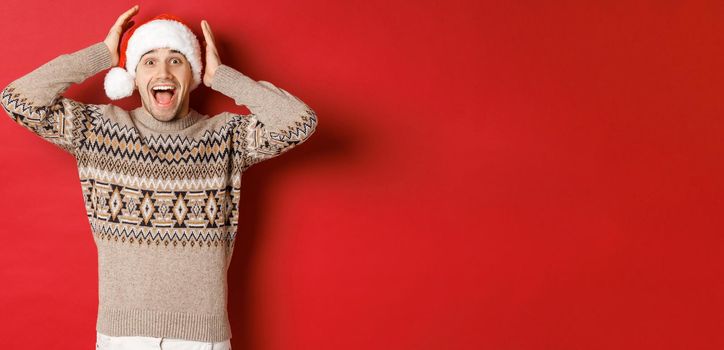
[202,20,318,169]
[0,6,137,156]
[0,43,112,156]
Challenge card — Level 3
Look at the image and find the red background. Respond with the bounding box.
[1,0,722,349]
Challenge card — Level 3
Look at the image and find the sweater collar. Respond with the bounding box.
[131,106,203,132]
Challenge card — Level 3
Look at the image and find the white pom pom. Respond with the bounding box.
[104,67,135,100]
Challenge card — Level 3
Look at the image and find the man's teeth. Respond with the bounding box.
[152,86,175,91]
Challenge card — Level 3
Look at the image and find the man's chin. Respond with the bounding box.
[146,103,178,121]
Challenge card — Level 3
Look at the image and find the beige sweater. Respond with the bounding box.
[0,41,317,342]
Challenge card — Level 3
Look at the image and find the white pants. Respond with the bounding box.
[96,331,232,350]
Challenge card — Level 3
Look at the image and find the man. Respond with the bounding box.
[1,5,317,349]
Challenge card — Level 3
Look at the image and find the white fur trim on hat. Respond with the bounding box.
[104,19,203,100]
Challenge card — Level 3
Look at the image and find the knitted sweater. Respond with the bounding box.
[1,41,317,342]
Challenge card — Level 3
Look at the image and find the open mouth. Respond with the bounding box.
[151,85,177,108]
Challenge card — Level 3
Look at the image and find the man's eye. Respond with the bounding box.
[172,58,181,64]
[145,60,154,65]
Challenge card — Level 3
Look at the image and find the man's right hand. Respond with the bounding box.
[104,5,140,66]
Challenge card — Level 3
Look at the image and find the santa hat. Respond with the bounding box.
[104,14,203,100]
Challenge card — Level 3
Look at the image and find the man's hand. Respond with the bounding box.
[104,5,139,66]
[202,20,221,87]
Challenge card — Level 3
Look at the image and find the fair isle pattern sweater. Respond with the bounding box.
[0,42,317,342]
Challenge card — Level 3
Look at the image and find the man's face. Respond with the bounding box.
[135,48,193,121]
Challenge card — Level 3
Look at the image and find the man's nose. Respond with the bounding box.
[156,63,173,77]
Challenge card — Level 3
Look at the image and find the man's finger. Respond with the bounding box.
[122,6,139,23]
[206,22,216,43]
[202,20,216,43]
[201,21,210,39]
[123,5,140,18]
[115,5,139,27]
[202,22,213,46]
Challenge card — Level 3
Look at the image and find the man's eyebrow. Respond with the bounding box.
[142,49,185,58]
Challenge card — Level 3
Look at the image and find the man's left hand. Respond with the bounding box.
[201,20,221,87]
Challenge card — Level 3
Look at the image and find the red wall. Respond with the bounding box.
[1,0,722,349]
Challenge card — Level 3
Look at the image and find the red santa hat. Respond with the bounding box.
[104,14,203,100]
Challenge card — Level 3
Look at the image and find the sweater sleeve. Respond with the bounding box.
[0,41,113,156]
[210,64,318,169]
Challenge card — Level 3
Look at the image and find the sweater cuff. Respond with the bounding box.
[210,65,250,95]
[210,64,279,107]
[84,41,114,75]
